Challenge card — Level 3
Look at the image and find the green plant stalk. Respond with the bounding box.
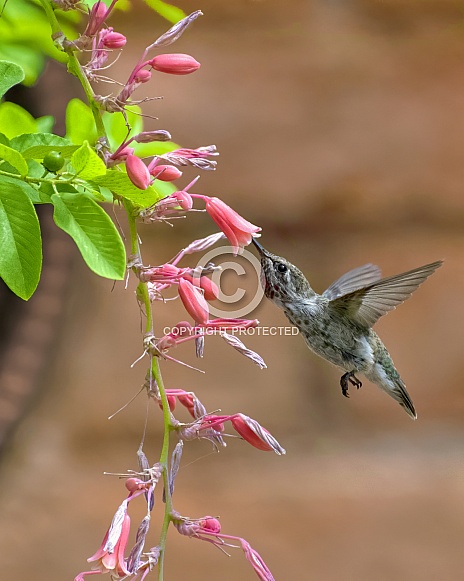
[126,208,173,581]
[66,53,107,140]
[38,0,107,141]
[41,5,174,578]
[37,0,62,36]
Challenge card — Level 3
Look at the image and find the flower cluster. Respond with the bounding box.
[68,3,282,581]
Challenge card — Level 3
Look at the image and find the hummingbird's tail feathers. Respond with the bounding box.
[396,380,417,420]
[365,361,418,420]
[385,377,417,420]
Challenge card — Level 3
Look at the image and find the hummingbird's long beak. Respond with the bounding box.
[251,237,266,256]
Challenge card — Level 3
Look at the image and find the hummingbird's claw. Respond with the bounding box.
[340,371,362,398]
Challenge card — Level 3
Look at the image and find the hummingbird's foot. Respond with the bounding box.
[340,371,362,398]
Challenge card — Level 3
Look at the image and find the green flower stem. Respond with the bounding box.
[37,0,61,37]
[125,205,173,581]
[39,0,107,143]
[66,53,107,141]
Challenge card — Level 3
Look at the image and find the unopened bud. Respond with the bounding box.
[85,1,107,36]
[134,130,172,143]
[102,31,127,49]
[150,164,183,181]
[178,278,209,324]
[174,190,193,210]
[126,154,151,190]
[149,53,201,76]
[200,517,221,534]
[134,69,152,83]
[183,274,219,301]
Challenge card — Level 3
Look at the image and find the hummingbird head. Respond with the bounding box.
[251,238,314,306]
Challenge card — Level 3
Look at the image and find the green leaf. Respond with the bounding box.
[0,134,9,146]
[92,171,164,208]
[51,192,126,279]
[0,143,28,174]
[65,99,98,145]
[0,60,25,98]
[11,133,78,160]
[71,141,106,179]
[0,102,36,139]
[0,175,42,203]
[143,0,186,23]
[0,180,42,300]
[36,116,54,133]
[133,140,180,158]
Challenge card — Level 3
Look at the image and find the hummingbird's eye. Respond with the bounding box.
[276,263,287,273]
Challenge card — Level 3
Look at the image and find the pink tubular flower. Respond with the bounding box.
[126,154,151,190]
[178,278,209,324]
[231,414,278,452]
[150,164,183,181]
[240,539,275,581]
[204,197,261,255]
[85,513,131,578]
[149,53,201,75]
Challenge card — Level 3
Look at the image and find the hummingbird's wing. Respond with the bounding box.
[327,261,443,327]
[323,264,382,301]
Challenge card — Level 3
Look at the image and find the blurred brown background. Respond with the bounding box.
[1,0,464,579]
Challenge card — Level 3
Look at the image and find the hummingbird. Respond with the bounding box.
[251,238,443,419]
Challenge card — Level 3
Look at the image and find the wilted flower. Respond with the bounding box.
[79,507,131,579]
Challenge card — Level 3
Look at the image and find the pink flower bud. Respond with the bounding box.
[174,190,193,210]
[150,164,183,181]
[134,69,152,83]
[156,335,177,351]
[102,31,127,49]
[125,478,148,493]
[171,321,193,337]
[178,278,209,324]
[182,274,219,301]
[200,517,221,534]
[85,1,108,36]
[149,53,201,75]
[126,154,151,190]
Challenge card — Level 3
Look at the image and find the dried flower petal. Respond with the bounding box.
[220,331,266,369]
[149,11,203,48]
